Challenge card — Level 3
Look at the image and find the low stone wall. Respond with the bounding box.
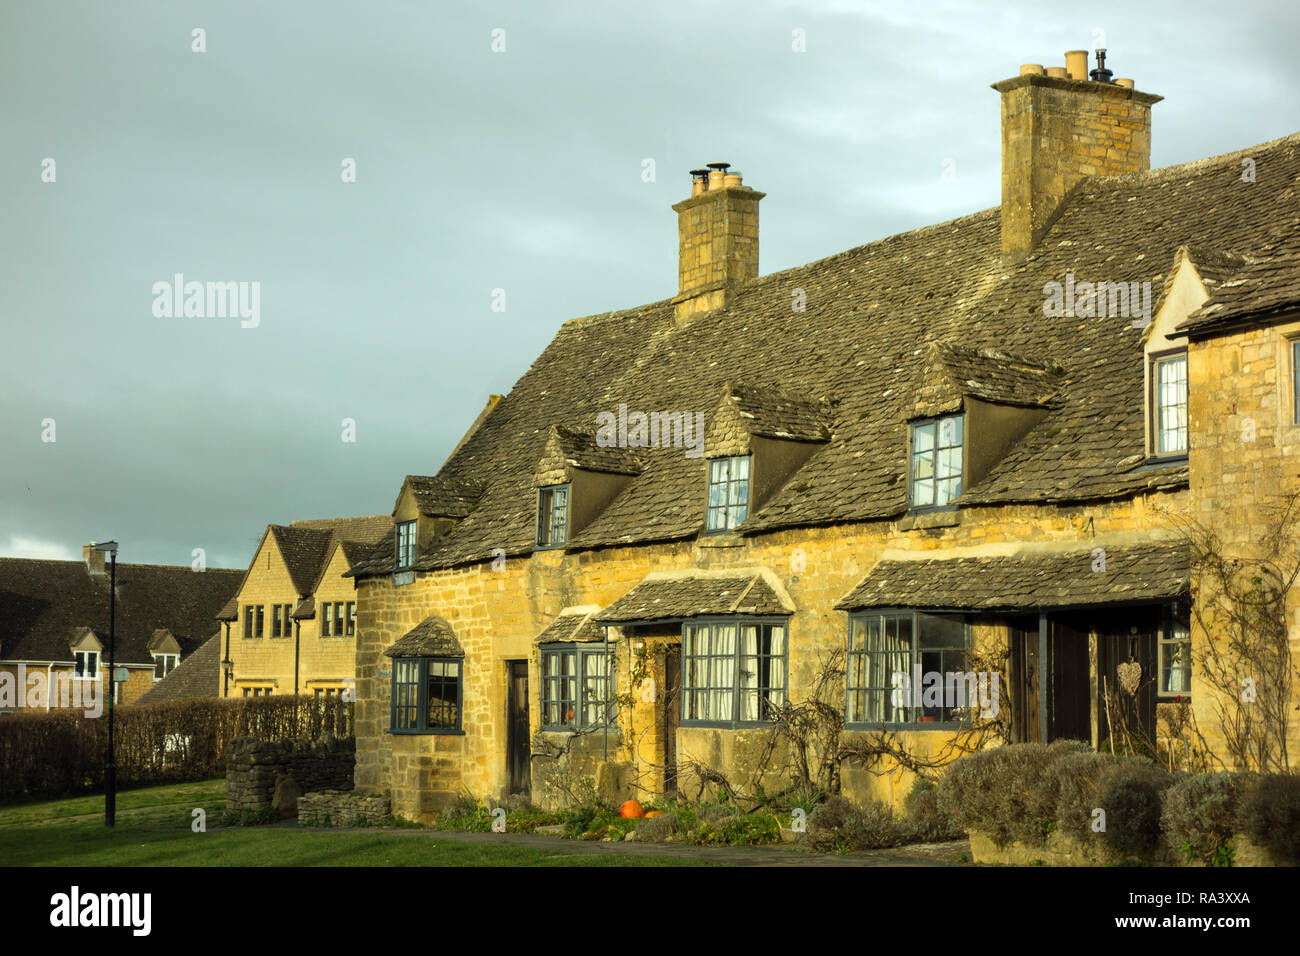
[298,790,391,827]
[226,735,355,816]
[969,830,1274,867]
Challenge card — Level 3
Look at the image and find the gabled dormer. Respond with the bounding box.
[702,383,832,533]
[392,475,486,570]
[147,628,182,681]
[1143,246,1246,461]
[69,627,102,678]
[907,342,1062,511]
[533,426,642,548]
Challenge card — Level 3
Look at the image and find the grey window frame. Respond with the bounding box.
[845,609,972,731]
[705,455,751,533]
[242,605,255,640]
[536,484,570,548]
[909,414,964,511]
[346,601,356,636]
[679,616,789,729]
[1158,604,1192,699]
[321,602,332,637]
[395,520,417,571]
[539,642,615,731]
[389,656,464,735]
[1150,348,1189,459]
[1292,337,1300,426]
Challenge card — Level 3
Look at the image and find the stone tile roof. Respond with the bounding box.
[0,558,241,665]
[254,515,392,599]
[351,131,1300,576]
[535,606,605,643]
[835,540,1190,611]
[550,425,644,475]
[383,616,464,658]
[1177,227,1300,336]
[403,476,487,518]
[594,570,795,624]
[136,633,221,702]
[726,383,833,442]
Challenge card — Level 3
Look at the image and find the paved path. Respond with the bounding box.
[289,822,972,866]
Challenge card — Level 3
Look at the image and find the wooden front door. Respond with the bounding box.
[1008,617,1041,744]
[506,660,530,795]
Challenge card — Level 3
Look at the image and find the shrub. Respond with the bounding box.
[440,794,495,832]
[1237,773,1300,865]
[937,740,1091,846]
[1162,772,1251,864]
[635,813,682,842]
[0,695,352,800]
[1050,750,1109,843]
[808,795,907,851]
[1096,759,1174,857]
[902,777,964,842]
[691,811,781,846]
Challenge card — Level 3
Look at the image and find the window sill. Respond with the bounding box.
[680,720,777,730]
[1145,453,1188,466]
[698,531,745,548]
[845,721,966,732]
[539,726,620,736]
[898,509,961,531]
[386,728,465,736]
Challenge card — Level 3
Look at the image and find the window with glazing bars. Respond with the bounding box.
[681,619,786,725]
[910,415,963,508]
[846,611,968,726]
[706,456,750,532]
[540,644,614,729]
[537,485,569,547]
[390,657,462,732]
[395,520,416,570]
[1153,351,1188,456]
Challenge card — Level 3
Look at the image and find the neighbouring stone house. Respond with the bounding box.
[217,516,392,701]
[0,547,241,712]
[346,50,1300,821]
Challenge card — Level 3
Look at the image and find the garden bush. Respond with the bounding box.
[902,777,965,842]
[0,695,352,800]
[1162,772,1250,865]
[1236,773,1300,865]
[807,795,908,851]
[1095,759,1175,857]
[937,740,1091,846]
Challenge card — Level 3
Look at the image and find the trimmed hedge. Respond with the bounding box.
[0,695,351,800]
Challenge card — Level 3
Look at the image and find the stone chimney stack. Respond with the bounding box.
[83,543,106,575]
[672,163,764,324]
[993,51,1161,255]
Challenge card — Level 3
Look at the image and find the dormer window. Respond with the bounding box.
[153,653,178,681]
[74,650,98,678]
[1151,349,1188,457]
[537,484,570,547]
[706,455,750,532]
[395,519,417,570]
[910,414,964,509]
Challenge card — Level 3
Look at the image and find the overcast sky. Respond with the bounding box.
[2,0,1297,570]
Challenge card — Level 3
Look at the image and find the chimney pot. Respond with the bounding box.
[1045,66,1068,78]
[1064,50,1088,80]
[1115,77,1135,89]
[994,57,1160,255]
[1020,64,1045,76]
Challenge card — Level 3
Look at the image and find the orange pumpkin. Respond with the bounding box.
[644,810,664,819]
[619,799,645,819]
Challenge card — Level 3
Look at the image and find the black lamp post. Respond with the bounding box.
[90,540,118,827]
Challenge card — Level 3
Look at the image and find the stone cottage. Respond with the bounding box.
[346,51,1300,820]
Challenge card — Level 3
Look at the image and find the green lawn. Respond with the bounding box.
[0,780,703,867]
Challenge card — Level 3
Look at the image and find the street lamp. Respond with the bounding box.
[89,540,118,828]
